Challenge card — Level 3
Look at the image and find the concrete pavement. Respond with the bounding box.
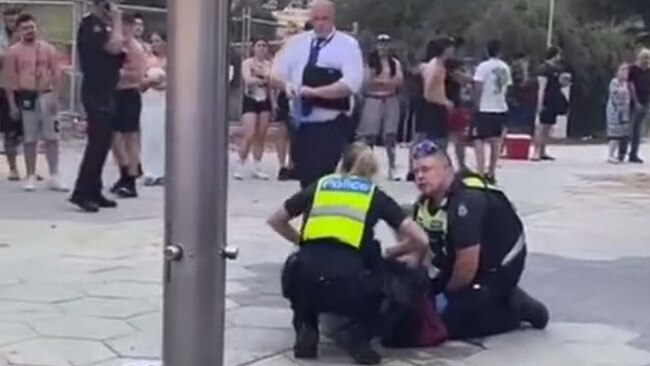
[0,142,650,365]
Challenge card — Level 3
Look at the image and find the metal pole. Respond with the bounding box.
[69,0,81,114]
[546,0,556,47]
[164,0,235,365]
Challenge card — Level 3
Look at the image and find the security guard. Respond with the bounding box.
[70,0,125,212]
[268,143,429,365]
[409,139,549,339]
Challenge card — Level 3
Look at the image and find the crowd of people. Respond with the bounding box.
[267,1,551,365]
[0,2,167,213]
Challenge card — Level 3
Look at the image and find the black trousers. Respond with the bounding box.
[283,248,383,344]
[73,93,116,199]
[442,251,526,339]
[294,115,349,189]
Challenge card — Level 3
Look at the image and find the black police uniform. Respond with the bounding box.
[72,13,124,206]
[281,180,407,361]
[414,174,547,339]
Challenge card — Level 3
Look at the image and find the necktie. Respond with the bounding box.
[302,37,326,116]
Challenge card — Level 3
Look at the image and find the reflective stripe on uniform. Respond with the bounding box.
[462,176,499,191]
[501,234,526,266]
[309,205,367,223]
[302,174,375,249]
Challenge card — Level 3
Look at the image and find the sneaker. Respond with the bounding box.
[23,176,37,192]
[629,157,644,164]
[48,176,69,192]
[233,161,246,180]
[484,174,497,185]
[293,324,319,359]
[116,177,138,198]
[7,170,20,181]
[388,168,401,181]
[607,157,620,164]
[143,177,157,187]
[253,168,270,180]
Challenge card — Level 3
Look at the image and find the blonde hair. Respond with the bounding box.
[340,142,378,179]
[637,48,650,61]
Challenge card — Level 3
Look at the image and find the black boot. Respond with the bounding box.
[346,340,381,365]
[110,166,128,194]
[116,176,138,198]
[512,287,549,330]
[293,323,319,359]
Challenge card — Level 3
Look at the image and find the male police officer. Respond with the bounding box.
[70,0,124,212]
[409,140,549,339]
[268,143,428,364]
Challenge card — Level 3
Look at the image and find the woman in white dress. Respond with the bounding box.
[140,32,167,186]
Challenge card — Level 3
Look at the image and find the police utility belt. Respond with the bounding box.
[302,65,350,111]
[416,176,525,276]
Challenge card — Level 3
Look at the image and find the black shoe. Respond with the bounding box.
[69,194,100,213]
[138,163,144,178]
[293,324,319,359]
[278,167,291,181]
[484,174,497,185]
[348,342,381,365]
[629,157,644,164]
[116,177,138,198]
[406,171,415,182]
[288,168,299,181]
[110,167,129,194]
[513,287,549,330]
[540,155,556,161]
[94,195,118,208]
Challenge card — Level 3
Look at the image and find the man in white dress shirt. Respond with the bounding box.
[272,0,364,188]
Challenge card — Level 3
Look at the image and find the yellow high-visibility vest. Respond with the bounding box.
[301,174,376,249]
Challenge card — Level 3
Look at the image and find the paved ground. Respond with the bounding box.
[1,142,650,366]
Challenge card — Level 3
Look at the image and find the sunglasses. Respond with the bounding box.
[411,140,441,160]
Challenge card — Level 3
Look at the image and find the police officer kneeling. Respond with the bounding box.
[268,143,429,365]
[409,140,549,339]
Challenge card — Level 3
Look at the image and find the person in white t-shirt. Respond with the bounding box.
[471,39,512,184]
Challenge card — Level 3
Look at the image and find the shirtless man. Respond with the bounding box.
[110,13,146,198]
[407,38,455,181]
[422,37,455,149]
[6,14,66,191]
[0,8,21,180]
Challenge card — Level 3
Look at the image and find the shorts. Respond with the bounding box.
[19,91,59,143]
[507,104,536,133]
[357,95,400,137]
[470,112,506,140]
[448,107,470,134]
[113,88,142,133]
[276,91,290,122]
[0,88,22,139]
[242,95,272,115]
[417,101,449,140]
[539,107,559,125]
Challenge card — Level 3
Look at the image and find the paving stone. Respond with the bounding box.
[393,341,482,364]
[56,298,157,320]
[0,284,83,304]
[128,313,161,335]
[105,332,161,359]
[1,338,115,366]
[0,279,20,288]
[565,343,650,366]
[226,281,248,295]
[227,307,292,330]
[89,359,161,366]
[0,301,61,323]
[0,323,36,347]
[85,282,163,299]
[224,327,293,365]
[546,322,639,344]
[30,316,135,340]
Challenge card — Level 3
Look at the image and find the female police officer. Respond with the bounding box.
[267,142,429,365]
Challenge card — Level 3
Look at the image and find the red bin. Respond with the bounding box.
[504,134,532,160]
